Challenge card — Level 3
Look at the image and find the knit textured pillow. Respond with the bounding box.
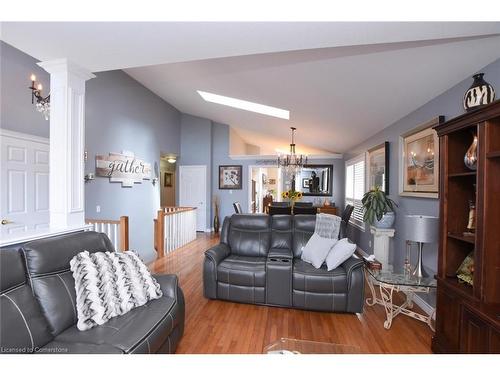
[70,250,163,331]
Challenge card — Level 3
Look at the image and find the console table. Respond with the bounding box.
[365,266,436,331]
[316,206,337,215]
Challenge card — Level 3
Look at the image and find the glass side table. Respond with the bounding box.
[264,338,360,354]
[365,267,436,331]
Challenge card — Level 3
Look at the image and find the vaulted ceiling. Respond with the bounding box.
[2,22,500,154]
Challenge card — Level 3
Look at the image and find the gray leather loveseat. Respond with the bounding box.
[0,231,184,354]
[203,214,364,313]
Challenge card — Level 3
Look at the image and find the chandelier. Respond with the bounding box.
[29,74,50,120]
[277,127,308,174]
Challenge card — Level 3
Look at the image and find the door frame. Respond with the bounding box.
[247,164,282,213]
[178,165,207,232]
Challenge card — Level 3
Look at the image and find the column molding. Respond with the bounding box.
[38,59,95,229]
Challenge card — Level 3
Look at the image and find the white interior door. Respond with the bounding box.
[179,165,207,232]
[0,130,49,235]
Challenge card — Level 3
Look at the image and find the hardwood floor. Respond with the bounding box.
[149,233,433,354]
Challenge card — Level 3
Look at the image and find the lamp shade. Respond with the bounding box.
[404,215,439,243]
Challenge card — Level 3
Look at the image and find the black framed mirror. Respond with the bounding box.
[295,164,333,196]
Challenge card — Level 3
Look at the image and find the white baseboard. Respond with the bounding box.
[356,246,435,315]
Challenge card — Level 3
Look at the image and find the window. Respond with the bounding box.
[345,154,366,230]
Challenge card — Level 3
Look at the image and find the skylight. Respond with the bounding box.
[197,90,289,120]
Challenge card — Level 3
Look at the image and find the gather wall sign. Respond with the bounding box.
[95,151,151,187]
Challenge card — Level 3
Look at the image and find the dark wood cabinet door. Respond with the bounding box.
[435,287,461,352]
[460,308,489,353]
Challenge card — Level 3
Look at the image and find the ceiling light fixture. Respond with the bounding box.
[277,127,308,174]
[167,158,176,164]
[197,90,289,120]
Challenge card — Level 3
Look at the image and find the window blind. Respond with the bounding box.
[345,155,365,229]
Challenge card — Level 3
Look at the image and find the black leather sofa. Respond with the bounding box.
[0,231,185,354]
[203,214,364,313]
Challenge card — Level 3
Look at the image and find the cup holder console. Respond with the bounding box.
[266,255,293,306]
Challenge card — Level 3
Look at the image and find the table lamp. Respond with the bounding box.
[404,215,439,278]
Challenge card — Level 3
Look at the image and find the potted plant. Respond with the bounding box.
[281,189,303,207]
[362,186,398,228]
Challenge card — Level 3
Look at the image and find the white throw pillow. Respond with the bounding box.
[325,238,357,271]
[301,233,338,269]
[70,250,163,331]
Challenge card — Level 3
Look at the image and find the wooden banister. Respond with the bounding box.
[119,216,129,251]
[85,216,129,252]
[156,209,166,258]
[154,206,197,258]
[153,218,158,253]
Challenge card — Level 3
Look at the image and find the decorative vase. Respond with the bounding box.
[464,133,478,170]
[213,214,220,234]
[374,211,395,229]
[463,73,496,112]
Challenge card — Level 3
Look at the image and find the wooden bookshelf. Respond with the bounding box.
[448,171,477,178]
[432,100,500,354]
[486,150,500,159]
[447,232,475,244]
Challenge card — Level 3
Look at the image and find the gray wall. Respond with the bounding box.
[85,70,181,263]
[0,41,50,137]
[211,122,249,223]
[345,57,500,306]
[178,114,213,229]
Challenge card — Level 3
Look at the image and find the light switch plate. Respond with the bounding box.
[96,205,101,213]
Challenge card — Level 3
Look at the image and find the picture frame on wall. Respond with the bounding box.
[399,116,444,198]
[262,174,268,185]
[366,141,389,194]
[219,165,242,190]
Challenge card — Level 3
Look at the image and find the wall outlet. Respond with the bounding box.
[368,240,372,248]
[96,205,101,213]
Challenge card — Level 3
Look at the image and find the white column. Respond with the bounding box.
[370,226,396,271]
[38,59,95,229]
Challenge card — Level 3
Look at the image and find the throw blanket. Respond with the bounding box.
[70,251,163,331]
[315,213,341,239]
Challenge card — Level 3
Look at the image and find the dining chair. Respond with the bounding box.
[233,202,243,214]
[268,205,292,215]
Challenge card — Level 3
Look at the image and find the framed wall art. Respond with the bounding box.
[164,172,173,187]
[219,165,242,190]
[366,141,389,194]
[399,116,444,198]
[95,150,151,187]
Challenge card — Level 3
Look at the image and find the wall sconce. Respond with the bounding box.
[29,74,50,120]
[152,162,159,186]
[84,173,95,183]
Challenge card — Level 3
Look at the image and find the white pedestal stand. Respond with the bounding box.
[370,226,395,271]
